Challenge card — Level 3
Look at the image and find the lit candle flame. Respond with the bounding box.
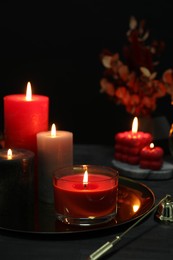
[150,143,154,149]
[83,168,88,187]
[7,149,12,160]
[26,82,32,101]
[51,123,57,137]
[132,117,138,133]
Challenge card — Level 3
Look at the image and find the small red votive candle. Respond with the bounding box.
[140,143,164,170]
[53,165,119,226]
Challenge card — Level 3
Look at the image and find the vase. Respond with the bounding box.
[169,124,173,156]
[138,116,154,135]
[138,115,170,141]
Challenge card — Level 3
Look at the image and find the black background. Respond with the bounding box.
[0,1,173,145]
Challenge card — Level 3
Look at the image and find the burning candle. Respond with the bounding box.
[37,123,73,203]
[3,82,49,155]
[0,148,35,225]
[114,117,153,164]
[140,143,164,170]
[53,165,118,226]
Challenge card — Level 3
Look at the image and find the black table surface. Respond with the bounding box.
[1,144,173,260]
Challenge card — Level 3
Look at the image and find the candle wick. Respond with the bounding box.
[84,183,87,188]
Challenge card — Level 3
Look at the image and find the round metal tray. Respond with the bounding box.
[0,176,155,237]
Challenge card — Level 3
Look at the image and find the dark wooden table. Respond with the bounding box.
[0,144,173,260]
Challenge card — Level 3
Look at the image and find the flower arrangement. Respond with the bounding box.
[100,16,173,117]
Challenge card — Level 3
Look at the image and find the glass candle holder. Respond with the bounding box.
[53,165,119,226]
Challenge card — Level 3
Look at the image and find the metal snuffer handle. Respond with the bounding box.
[88,194,172,260]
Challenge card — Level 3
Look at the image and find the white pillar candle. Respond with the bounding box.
[37,124,73,203]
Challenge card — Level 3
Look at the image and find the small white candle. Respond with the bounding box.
[37,123,73,203]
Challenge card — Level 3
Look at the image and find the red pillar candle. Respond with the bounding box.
[4,82,49,155]
[140,143,164,170]
[53,165,119,226]
[114,117,153,164]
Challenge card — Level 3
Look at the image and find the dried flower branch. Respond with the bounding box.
[100,16,172,116]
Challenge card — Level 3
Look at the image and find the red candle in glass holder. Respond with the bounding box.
[53,165,119,225]
[140,143,164,170]
[54,174,117,217]
[115,117,153,164]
